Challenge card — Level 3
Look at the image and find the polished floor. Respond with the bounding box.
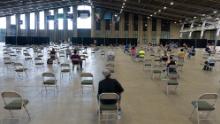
[0,43,220,124]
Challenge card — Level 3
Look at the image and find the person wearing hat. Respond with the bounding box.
[98,69,124,110]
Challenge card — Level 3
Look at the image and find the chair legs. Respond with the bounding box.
[166,85,178,95]
[24,106,31,120]
[190,108,196,119]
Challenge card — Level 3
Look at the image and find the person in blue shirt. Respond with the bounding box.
[124,44,130,53]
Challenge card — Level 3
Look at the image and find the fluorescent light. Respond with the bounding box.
[170,2,174,5]
[213,10,218,14]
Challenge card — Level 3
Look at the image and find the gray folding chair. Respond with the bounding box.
[1,91,31,120]
[190,93,218,124]
[42,72,58,94]
[80,72,94,94]
[98,93,120,122]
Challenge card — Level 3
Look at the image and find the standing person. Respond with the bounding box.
[98,69,124,110]
[70,50,82,70]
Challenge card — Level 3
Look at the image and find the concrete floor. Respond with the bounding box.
[0,43,220,124]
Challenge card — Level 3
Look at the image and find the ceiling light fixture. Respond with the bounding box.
[163,6,167,10]
[170,2,174,5]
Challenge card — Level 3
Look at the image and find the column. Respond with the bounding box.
[147,18,152,43]
[156,19,161,44]
[128,14,133,38]
[119,13,124,38]
[35,11,39,37]
[91,8,95,37]
[111,19,115,38]
[138,15,143,44]
[64,7,68,41]
[54,9,58,41]
[26,13,30,36]
[6,16,10,36]
[44,10,49,36]
[73,6,77,37]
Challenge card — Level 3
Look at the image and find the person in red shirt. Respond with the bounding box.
[70,50,82,70]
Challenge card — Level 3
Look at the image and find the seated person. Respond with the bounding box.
[161,51,168,62]
[106,50,115,61]
[137,49,145,58]
[50,48,56,60]
[130,46,136,57]
[191,47,196,56]
[124,44,130,53]
[203,55,215,71]
[70,50,82,70]
[47,57,53,65]
[167,46,171,52]
[167,57,177,73]
[98,69,124,110]
[178,49,186,61]
[205,45,211,54]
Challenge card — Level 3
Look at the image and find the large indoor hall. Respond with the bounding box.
[0,0,220,124]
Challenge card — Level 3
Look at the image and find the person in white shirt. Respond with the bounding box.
[107,50,115,61]
[203,55,215,71]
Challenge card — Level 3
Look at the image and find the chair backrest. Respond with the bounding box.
[3,57,10,60]
[42,72,55,77]
[35,57,42,61]
[199,93,218,106]
[80,72,93,77]
[199,93,218,100]
[14,62,23,67]
[106,63,114,67]
[1,92,21,98]
[61,63,70,67]
[99,93,119,101]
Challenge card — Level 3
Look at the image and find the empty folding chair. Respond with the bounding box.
[80,72,94,94]
[152,65,162,79]
[42,72,58,94]
[4,57,13,70]
[24,53,32,64]
[143,59,152,71]
[34,57,44,68]
[1,91,30,119]
[190,93,218,124]
[60,63,71,80]
[166,76,179,95]
[14,63,28,79]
